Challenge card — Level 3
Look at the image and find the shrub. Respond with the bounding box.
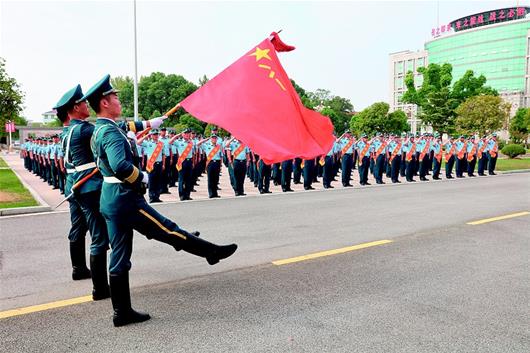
[497,139,506,151]
[501,144,526,159]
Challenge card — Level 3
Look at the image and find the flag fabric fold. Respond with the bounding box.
[180,33,335,164]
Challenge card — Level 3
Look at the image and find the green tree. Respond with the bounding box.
[198,75,209,86]
[0,57,25,140]
[178,113,206,134]
[137,72,197,125]
[509,108,530,144]
[112,76,134,117]
[350,102,408,135]
[455,95,510,136]
[290,79,314,109]
[402,64,496,134]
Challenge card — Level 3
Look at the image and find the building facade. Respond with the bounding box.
[388,50,428,133]
[389,6,530,133]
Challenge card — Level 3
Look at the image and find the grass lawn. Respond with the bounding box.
[495,157,530,171]
[0,169,38,208]
[440,157,530,172]
[0,157,7,167]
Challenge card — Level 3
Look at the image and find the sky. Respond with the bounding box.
[0,0,523,121]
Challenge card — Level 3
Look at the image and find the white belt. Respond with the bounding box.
[75,162,96,172]
[66,168,76,174]
[103,176,123,184]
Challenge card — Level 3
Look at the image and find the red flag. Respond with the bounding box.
[180,33,334,164]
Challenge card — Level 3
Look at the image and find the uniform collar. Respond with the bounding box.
[96,117,117,125]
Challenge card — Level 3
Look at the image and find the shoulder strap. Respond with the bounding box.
[64,124,82,165]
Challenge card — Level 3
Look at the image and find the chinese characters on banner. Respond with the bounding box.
[431,7,528,37]
[5,121,16,133]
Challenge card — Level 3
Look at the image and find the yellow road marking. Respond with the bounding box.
[0,295,93,320]
[467,211,530,225]
[272,239,393,266]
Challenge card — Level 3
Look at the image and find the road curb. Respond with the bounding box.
[500,169,530,174]
[1,165,52,216]
[0,206,52,216]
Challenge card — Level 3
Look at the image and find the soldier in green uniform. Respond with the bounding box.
[56,84,111,300]
[53,85,91,281]
[86,75,237,327]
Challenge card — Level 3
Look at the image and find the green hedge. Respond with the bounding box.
[501,144,526,159]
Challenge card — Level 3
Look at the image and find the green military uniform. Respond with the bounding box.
[86,74,237,327]
[53,85,91,281]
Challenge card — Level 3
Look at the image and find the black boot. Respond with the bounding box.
[179,233,237,265]
[172,231,200,251]
[70,240,91,280]
[90,253,110,300]
[110,273,150,327]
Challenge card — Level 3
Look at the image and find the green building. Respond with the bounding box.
[425,6,530,112]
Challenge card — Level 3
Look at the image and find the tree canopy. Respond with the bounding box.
[402,63,497,134]
[455,95,510,136]
[0,58,26,140]
[350,102,409,135]
[509,108,530,144]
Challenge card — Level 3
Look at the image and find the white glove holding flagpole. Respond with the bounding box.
[141,171,148,185]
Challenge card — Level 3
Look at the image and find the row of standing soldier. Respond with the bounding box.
[130,129,499,201]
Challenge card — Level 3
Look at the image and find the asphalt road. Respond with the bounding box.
[1,173,529,352]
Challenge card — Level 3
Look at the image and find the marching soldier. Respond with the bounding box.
[86,74,237,327]
[387,134,402,183]
[487,133,498,175]
[356,133,371,186]
[321,137,336,189]
[226,136,249,196]
[52,85,91,282]
[477,135,489,176]
[197,133,223,198]
[55,84,111,301]
[466,136,478,177]
[138,129,165,203]
[444,136,456,179]
[399,132,407,177]
[337,130,354,187]
[292,157,303,185]
[404,133,417,182]
[169,128,195,201]
[281,158,294,192]
[455,135,467,178]
[371,132,386,184]
[430,133,443,180]
[417,133,431,181]
[258,158,272,193]
[158,128,171,194]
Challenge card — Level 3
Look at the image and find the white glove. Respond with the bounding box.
[126,130,138,144]
[146,116,166,129]
[141,171,148,185]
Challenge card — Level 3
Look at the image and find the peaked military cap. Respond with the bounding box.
[401,132,407,137]
[160,127,167,131]
[361,133,367,138]
[183,128,191,133]
[82,74,119,111]
[492,133,498,137]
[53,84,85,111]
[150,129,159,135]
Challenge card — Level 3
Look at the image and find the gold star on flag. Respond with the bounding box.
[249,47,271,61]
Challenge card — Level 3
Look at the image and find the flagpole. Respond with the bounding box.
[133,0,139,122]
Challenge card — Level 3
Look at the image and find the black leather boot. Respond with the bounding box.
[90,253,110,300]
[70,240,91,280]
[110,273,150,327]
[180,233,237,265]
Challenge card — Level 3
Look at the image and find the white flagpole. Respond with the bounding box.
[133,0,139,122]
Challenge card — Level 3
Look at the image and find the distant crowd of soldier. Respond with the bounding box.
[20,128,500,203]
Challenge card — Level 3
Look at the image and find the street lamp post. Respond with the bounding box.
[133,0,139,122]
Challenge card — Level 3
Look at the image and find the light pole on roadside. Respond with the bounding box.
[133,0,139,122]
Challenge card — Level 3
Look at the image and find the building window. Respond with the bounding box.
[395,77,404,90]
[395,61,404,75]
[406,60,414,73]
[417,57,425,68]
